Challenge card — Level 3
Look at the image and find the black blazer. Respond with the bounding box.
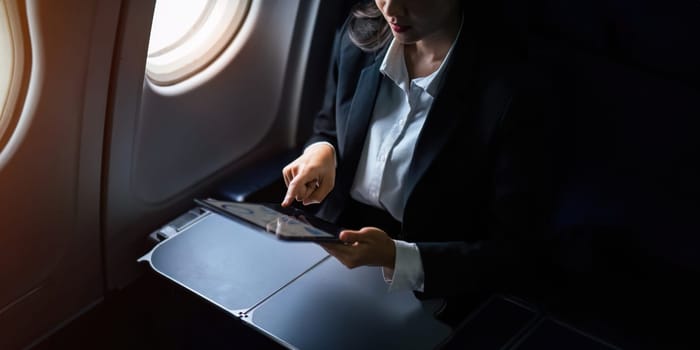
[306,10,551,307]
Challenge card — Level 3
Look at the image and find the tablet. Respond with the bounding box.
[194,198,343,243]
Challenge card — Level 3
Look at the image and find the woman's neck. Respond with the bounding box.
[404,13,461,79]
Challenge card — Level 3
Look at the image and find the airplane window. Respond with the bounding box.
[0,1,26,150]
[145,0,251,86]
[0,3,14,142]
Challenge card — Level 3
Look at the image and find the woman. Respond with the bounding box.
[282,0,550,324]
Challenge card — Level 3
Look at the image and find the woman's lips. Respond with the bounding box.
[390,23,409,33]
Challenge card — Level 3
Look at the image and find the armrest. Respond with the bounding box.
[438,294,538,349]
[215,149,299,203]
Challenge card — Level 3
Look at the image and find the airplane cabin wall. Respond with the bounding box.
[103,0,321,290]
[0,0,120,349]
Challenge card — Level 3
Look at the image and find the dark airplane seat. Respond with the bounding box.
[527,0,610,53]
[437,294,628,350]
[437,295,539,349]
[553,64,699,348]
[605,0,700,88]
[547,49,700,269]
[525,1,700,348]
[530,0,700,87]
[511,316,623,350]
[530,0,700,281]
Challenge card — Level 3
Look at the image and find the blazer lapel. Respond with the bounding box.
[340,58,383,185]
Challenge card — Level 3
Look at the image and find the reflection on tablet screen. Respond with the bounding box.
[196,199,340,241]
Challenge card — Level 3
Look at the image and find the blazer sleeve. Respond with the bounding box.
[415,76,556,300]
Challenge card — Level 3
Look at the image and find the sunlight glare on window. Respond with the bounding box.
[147,0,210,57]
[0,2,14,138]
[0,0,28,155]
[146,0,251,86]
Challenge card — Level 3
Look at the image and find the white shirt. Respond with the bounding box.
[350,38,444,221]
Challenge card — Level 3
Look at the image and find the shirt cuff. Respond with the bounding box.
[305,142,337,168]
[382,240,425,293]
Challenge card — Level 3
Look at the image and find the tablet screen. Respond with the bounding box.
[194,198,342,242]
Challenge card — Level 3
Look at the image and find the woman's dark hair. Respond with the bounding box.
[347,1,392,52]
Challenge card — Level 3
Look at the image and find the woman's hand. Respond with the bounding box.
[320,227,396,269]
[282,144,336,207]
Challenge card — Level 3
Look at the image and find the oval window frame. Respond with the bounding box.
[145,0,252,86]
[0,0,30,153]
